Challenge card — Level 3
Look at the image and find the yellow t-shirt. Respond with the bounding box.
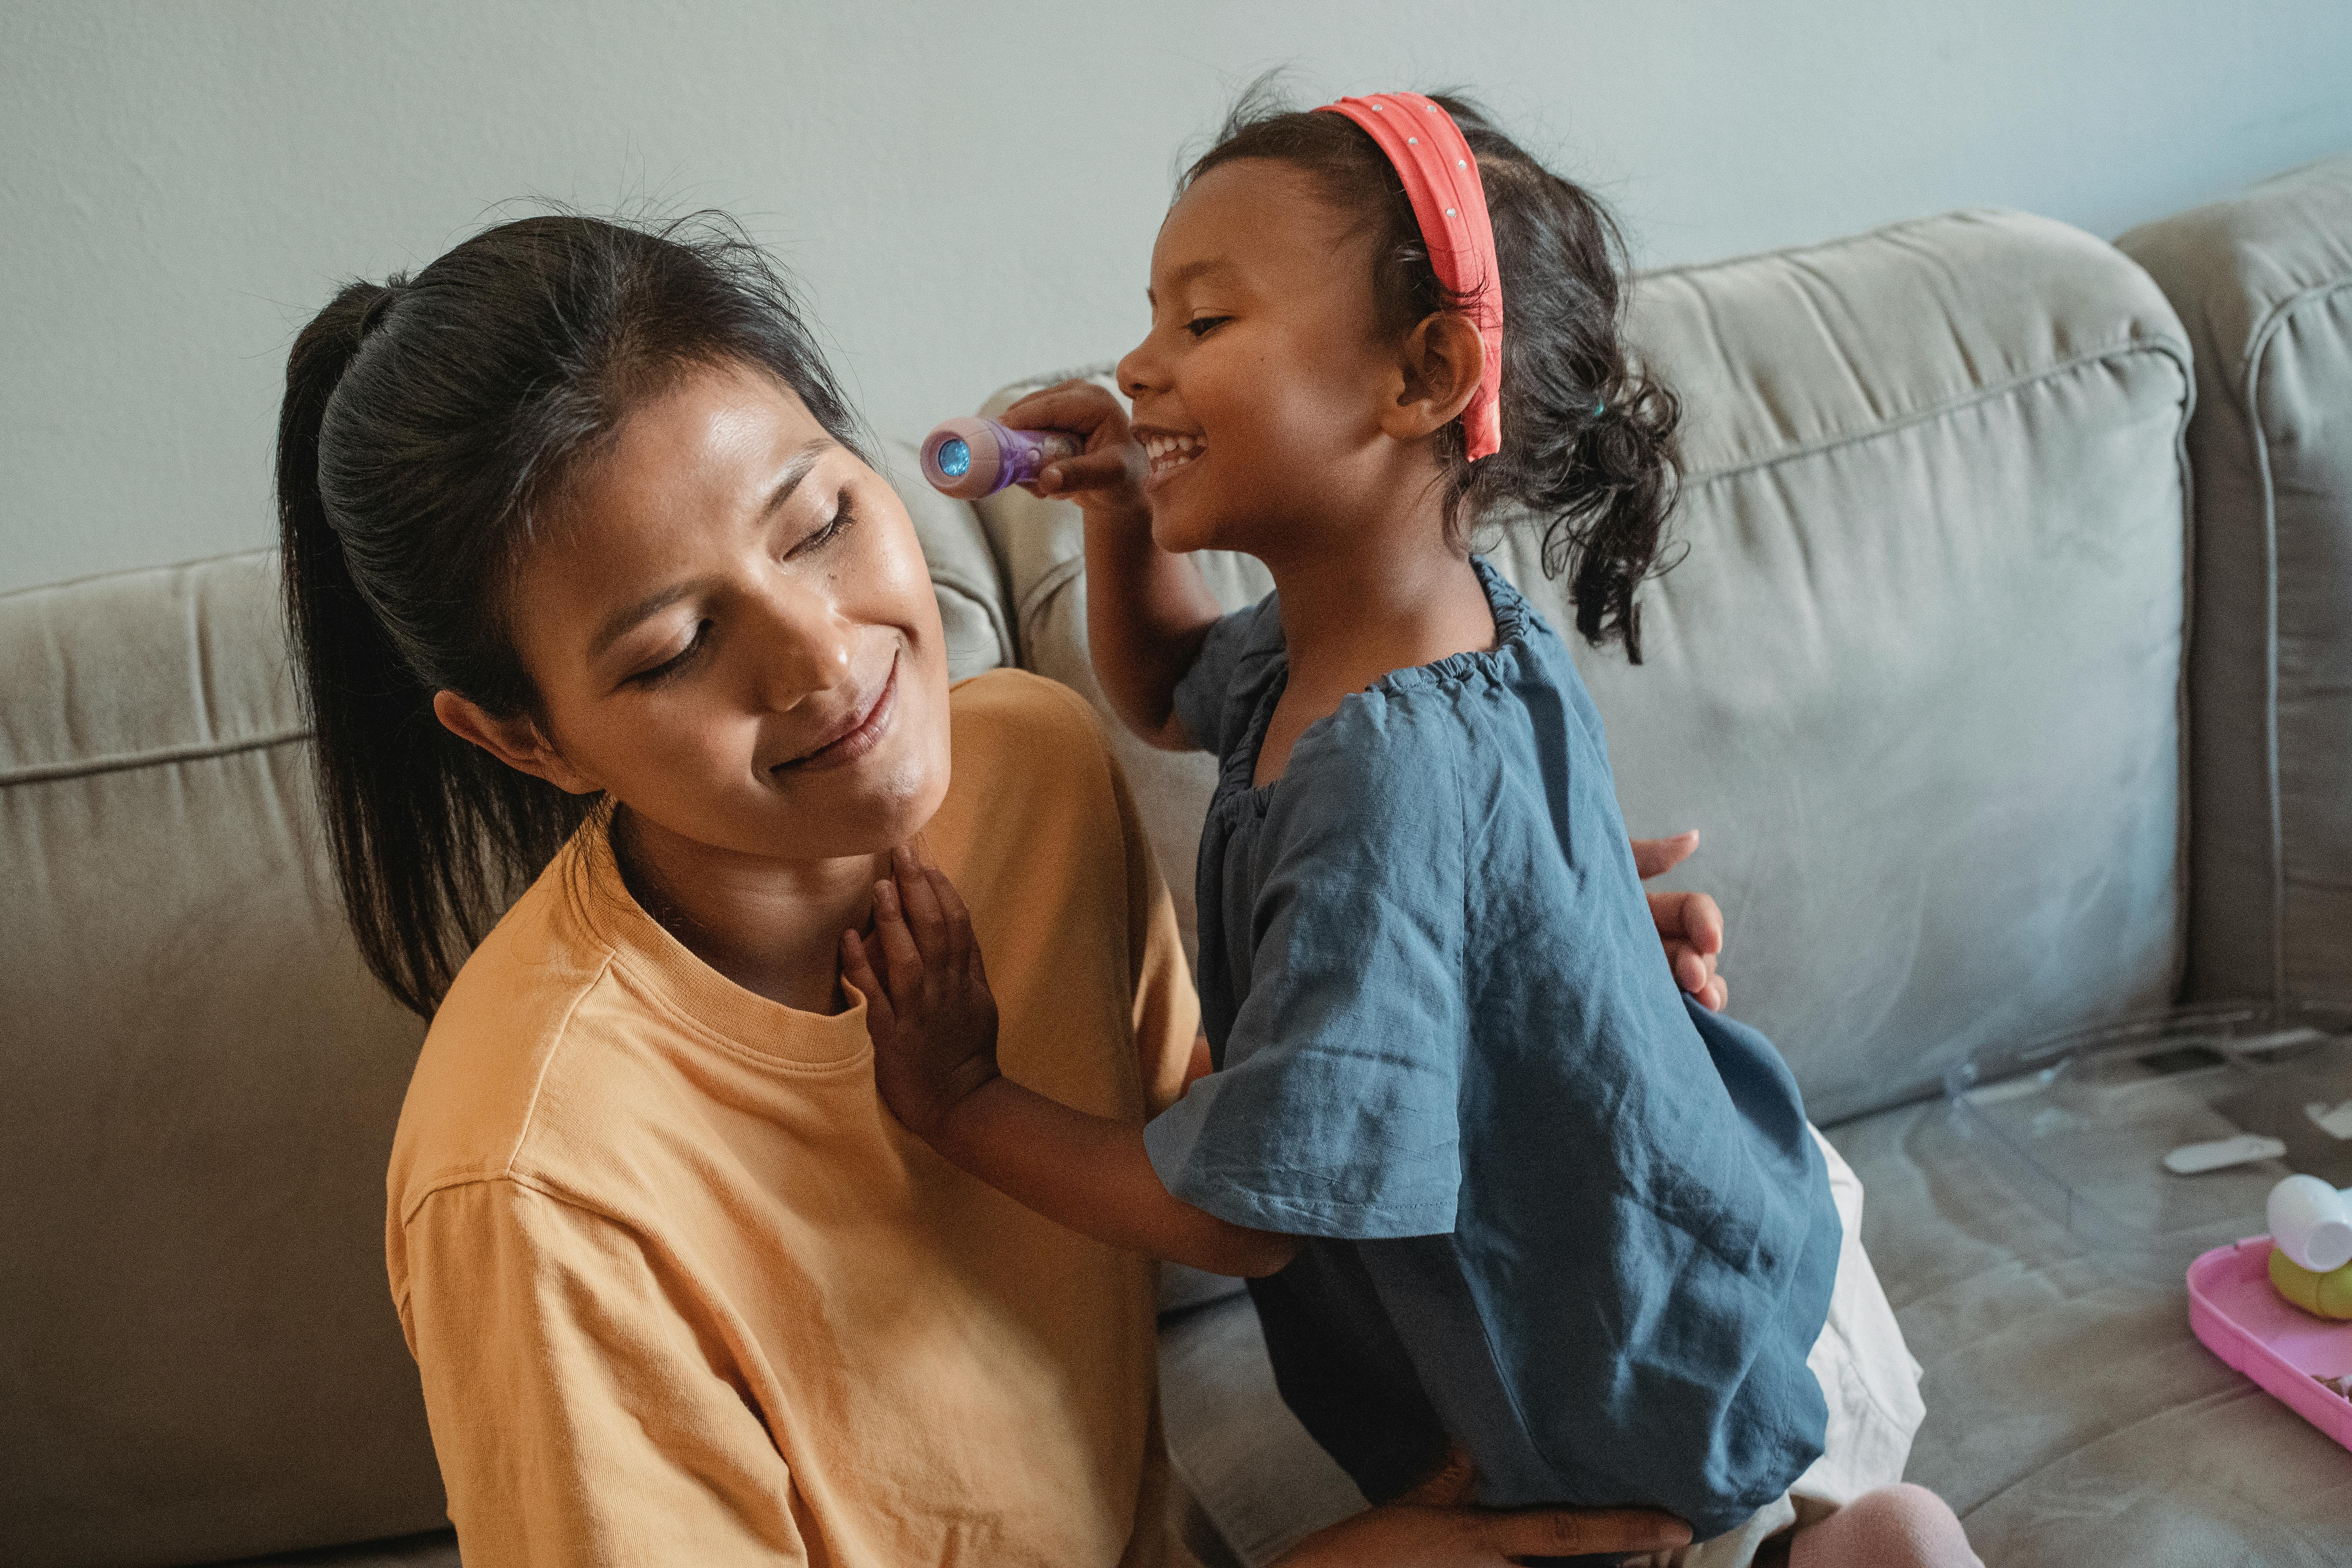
[386,670,1200,1567]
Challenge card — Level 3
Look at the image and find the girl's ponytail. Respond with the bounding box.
[274,214,860,1017]
[1459,111,1681,664]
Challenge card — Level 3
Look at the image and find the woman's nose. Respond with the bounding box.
[744,577,855,712]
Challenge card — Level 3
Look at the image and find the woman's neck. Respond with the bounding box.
[610,806,879,1015]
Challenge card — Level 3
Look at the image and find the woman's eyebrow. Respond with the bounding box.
[756,437,838,523]
[588,438,836,658]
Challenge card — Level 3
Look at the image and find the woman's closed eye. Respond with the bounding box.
[787,489,858,558]
[1185,315,1232,339]
[628,621,711,689]
[622,488,859,690]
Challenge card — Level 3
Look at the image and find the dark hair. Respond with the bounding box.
[1186,85,1680,659]
[277,212,861,1017]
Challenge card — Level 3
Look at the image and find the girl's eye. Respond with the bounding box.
[1185,316,1231,339]
[630,621,711,688]
[789,490,858,558]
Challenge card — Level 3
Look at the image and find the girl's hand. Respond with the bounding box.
[841,844,1002,1143]
[1276,1449,1691,1567]
[1632,831,1728,1012]
[1001,380,1149,526]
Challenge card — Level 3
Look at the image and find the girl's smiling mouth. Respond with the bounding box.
[1136,426,1207,487]
[775,650,899,775]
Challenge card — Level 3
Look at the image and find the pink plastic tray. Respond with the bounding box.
[2187,1236,2352,1449]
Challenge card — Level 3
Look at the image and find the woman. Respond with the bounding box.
[280,210,1722,1565]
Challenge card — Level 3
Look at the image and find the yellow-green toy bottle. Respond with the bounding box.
[2268,1247,2352,1319]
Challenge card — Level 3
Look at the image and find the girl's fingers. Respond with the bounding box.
[926,863,978,968]
[840,929,893,1031]
[1003,380,1120,438]
[1036,446,1136,496]
[890,846,950,965]
[871,878,925,997]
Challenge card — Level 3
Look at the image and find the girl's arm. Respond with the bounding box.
[1001,382,1225,750]
[843,844,1299,1278]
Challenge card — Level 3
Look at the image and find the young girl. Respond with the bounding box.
[279,209,1696,1566]
[852,93,1978,1567]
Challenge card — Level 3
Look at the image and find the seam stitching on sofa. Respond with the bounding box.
[0,726,310,787]
[2234,278,2350,1004]
[2163,299,2199,1015]
[930,566,1019,669]
[1634,206,2023,284]
[1678,336,2192,488]
[1018,554,1091,644]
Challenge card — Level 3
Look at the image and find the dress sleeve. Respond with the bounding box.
[398,1179,807,1567]
[1142,723,1466,1238]
[1169,595,1277,757]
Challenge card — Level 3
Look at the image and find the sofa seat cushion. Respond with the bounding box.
[1836,1102,2352,1566]
[2119,153,2352,1010]
[1158,1105,2352,1567]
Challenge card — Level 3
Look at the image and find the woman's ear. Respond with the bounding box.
[1381,312,1488,441]
[432,690,601,795]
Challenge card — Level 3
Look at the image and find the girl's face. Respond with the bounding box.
[492,361,953,865]
[1115,158,1405,557]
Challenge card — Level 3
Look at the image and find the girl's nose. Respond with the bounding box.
[1116,335,1165,401]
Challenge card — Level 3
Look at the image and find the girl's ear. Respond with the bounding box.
[1381,311,1488,441]
[431,690,601,795]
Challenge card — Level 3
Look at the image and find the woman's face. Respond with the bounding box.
[496,360,953,865]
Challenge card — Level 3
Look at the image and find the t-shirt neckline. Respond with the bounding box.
[562,820,876,1069]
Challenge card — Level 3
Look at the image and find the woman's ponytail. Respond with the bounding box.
[277,279,589,1018]
[274,214,859,1017]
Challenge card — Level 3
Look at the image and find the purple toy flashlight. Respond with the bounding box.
[920,417,1084,499]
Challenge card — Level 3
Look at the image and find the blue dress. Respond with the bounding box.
[1142,559,1841,1539]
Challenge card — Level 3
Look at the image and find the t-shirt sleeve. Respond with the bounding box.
[1169,595,1275,757]
[398,1179,807,1567]
[1142,724,1466,1238]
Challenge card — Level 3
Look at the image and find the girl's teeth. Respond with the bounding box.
[1145,434,1204,474]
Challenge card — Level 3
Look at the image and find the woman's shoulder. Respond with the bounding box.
[949,665,1109,746]
[388,846,635,1224]
[946,667,1131,793]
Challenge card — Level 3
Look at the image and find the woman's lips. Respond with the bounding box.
[775,652,898,775]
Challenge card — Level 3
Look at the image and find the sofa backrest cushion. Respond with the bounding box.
[0,448,995,1566]
[978,209,2192,1125]
[2120,153,2352,1009]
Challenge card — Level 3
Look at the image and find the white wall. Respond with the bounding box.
[5,0,2349,594]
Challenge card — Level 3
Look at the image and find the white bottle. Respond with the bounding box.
[2267,1174,2352,1273]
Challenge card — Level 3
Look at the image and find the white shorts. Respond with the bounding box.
[1631,1127,1929,1568]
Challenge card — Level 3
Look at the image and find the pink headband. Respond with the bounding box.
[1316,92,1505,460]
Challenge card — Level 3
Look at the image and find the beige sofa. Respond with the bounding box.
[4,155,2348,1567]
